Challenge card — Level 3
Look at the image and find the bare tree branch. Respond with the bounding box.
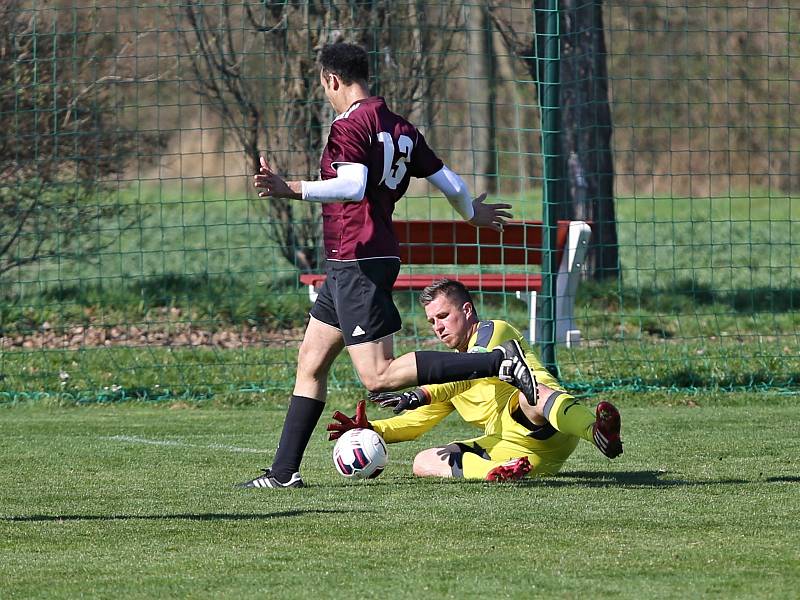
[0,1,161,280]
[172,1,462,272]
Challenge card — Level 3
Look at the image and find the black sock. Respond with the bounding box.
[270,395,325,482]
[414,350,504,386]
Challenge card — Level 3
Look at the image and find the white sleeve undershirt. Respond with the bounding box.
[301,163,368,203]
[426,165,475,221]
[300,162,474,223]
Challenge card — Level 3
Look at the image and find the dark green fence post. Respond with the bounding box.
[537,0,563,378]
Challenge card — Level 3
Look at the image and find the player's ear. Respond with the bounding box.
[462,301,474,319]
[320,68,336,89]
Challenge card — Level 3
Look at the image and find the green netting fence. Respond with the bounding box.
[0,0,798,403]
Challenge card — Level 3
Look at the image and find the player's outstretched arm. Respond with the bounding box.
[253,156,301,199]
[426,166,512,232]
[254,155,367,203]
[468,192,512,232]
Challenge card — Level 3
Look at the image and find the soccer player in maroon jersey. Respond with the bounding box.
[240,42,538,488]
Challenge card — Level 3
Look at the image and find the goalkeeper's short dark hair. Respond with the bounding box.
[319,42,369,85]
[419,279,478,319]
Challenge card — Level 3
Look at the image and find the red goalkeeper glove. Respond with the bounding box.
[327,399,372,441]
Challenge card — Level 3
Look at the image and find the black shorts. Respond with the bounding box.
[310,258,402,346]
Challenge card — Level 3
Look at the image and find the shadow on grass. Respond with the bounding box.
[350,470,756,489]
[538,470,745,488]
[1,509,351,523]
[525,469,796,488]
[580,279,800,314]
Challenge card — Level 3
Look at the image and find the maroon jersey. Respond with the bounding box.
[319,96,443,260]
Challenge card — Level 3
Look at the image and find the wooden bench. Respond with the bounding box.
[299,220,591,346]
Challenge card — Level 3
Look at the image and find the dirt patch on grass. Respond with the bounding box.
[1,323,305,350]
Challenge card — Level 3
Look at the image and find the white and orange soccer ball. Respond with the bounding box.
[332,428,388,480]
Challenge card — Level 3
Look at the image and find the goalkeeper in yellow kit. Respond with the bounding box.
[328,279,623,481]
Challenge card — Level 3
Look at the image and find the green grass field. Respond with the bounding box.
[1,394,798,599]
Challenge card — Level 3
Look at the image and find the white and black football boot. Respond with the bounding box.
[235,468,304,489]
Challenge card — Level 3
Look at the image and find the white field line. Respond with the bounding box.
[103,435,268,454]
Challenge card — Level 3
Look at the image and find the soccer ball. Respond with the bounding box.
[333,428,388,480]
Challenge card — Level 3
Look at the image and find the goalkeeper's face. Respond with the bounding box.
[424,294,476,352]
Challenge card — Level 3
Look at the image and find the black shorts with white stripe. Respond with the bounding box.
[310,257,402,346]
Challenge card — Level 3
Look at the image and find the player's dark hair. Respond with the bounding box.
[419,279,479,319]
[319,42,369,85]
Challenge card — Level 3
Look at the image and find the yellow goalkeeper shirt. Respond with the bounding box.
[371,320,563,444]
